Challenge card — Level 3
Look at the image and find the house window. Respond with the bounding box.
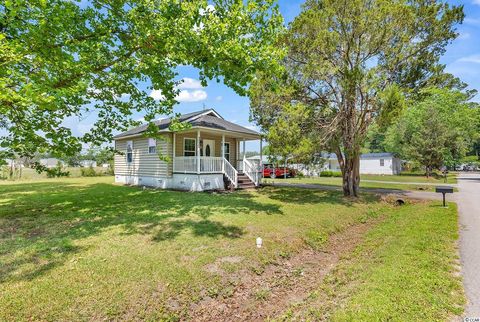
[380,159,385,166]
[148,138,157,154]
[223,142,230,162]
[184,138,196,156]
[126,140,133,163]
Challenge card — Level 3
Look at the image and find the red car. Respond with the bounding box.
[263,164,296,178]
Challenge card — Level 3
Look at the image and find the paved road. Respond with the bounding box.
[456,172,480,316]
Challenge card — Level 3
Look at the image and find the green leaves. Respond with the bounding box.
[385,87,479,170]
[1,0,284,157]
[250,0,464,195]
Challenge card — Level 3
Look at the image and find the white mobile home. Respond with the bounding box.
[39,158,64,168]
[325,153,402,175]
[113,109,263,191]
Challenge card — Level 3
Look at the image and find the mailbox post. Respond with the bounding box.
[435,186,454,207]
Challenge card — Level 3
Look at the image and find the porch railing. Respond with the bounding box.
[224,159,238,188]
[242,157,261,186]
[174,156,223,173]
[173,156,238,188]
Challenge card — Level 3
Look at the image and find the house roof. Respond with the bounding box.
[113,109,260,139]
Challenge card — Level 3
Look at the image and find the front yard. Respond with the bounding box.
[266,172,458,192]
[0,177,464,320]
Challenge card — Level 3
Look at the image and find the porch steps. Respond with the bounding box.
[237,172,256,190]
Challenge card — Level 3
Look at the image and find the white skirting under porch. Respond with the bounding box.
[115,173,225,192]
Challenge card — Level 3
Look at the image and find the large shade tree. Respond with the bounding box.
[385,87,479,176]
[250,0,464,196]
[0,0,283,157]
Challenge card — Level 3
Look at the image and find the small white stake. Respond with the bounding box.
[256,237,263,248]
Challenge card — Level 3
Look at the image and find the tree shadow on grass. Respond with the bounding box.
[258,186,380,206]
[0,181,281,283]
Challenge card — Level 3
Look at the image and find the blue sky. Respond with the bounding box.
[68,0,480,151]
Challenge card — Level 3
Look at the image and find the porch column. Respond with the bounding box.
[259,137,263,178]
[197,130,201,174]
[172,132,176,172]
[221,134,225,172]
[242,139,246,160]
[236,140,240,167]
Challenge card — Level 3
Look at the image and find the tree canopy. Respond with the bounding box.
[384,87,479,174]
[250,0,464,196]
[1,0,283,157]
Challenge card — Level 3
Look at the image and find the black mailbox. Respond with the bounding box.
[435,186,454,207]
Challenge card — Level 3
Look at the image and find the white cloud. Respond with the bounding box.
[199,4,215,16]
[457,55,480,64]
[177,77,204,89]
[149,89,165,100]
[149,78,208,102]
[177,90,208,102]
[215,95,223,101]
[473,0,480,5]
[193,22,205,33]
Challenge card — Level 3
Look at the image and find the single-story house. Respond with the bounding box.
[39,158,64,168]
[80,160,97,168]
[325,152,402,175]
[113,109,263,191]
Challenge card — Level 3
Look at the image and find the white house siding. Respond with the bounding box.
[114,134,173,180]
[114,135,226,191]
[328,157,401,175]
[360,157,395,175]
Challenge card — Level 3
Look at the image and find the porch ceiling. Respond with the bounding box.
[177,126,261,141]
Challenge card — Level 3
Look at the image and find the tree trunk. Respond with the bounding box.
[336,148,360,197]
[342,155,360,197]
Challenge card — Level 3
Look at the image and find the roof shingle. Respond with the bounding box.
[113,109,260,139]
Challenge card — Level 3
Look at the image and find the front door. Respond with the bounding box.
[202,139,215,157]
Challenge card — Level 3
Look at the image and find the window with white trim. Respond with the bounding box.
[148,138,157,154]
[184,138,196,156]
[223,142,230,162]
[126,140,133,163]
[380,159,385,166]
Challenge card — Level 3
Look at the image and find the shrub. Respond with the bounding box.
[0,165,8,180]
[81,166,98,177]
[46,162,70,178]
[105,163,114,176]
[320,170,342,177]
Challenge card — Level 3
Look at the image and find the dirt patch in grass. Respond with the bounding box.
[189,218,383,321]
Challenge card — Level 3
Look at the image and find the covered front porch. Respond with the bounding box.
[171,128,262,188]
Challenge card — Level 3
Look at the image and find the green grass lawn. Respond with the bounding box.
[281,201,464,321]
[266,172,457,192]
[0,177,464,320]
[364,172,457,184]
[0,166,111,181]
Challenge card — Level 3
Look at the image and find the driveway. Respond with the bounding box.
[456,172,480,316]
